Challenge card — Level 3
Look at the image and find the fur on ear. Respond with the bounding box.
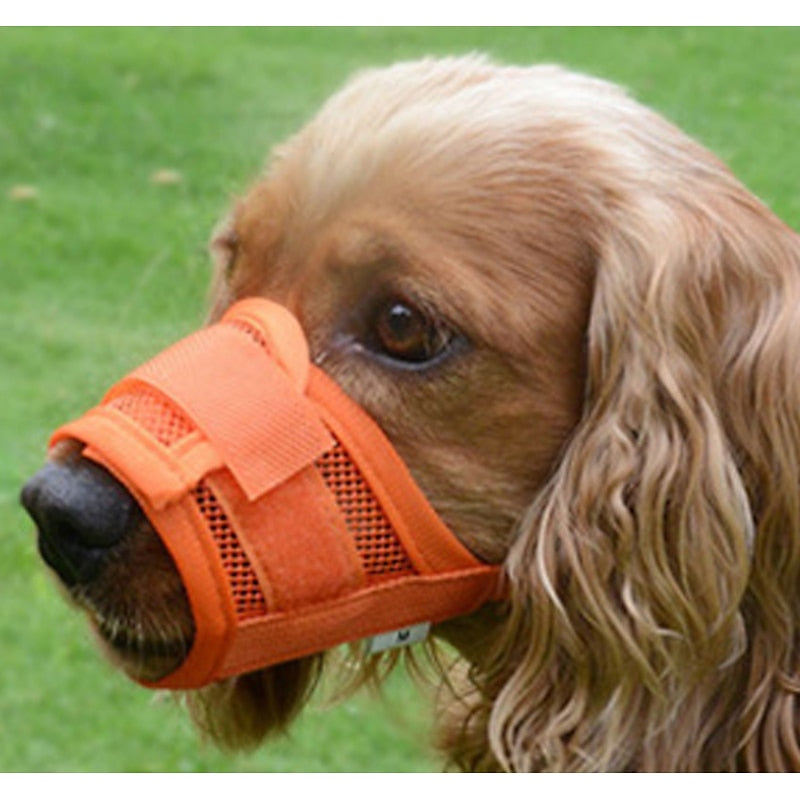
[482,178,800,771]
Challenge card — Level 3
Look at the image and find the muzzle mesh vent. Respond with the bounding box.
[193,481,268,621]
[316,442,416,581]
[107,388,194,447]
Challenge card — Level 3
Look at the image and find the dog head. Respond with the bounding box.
[22,55,800,771]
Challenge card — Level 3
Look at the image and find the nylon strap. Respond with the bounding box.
[121,324,334,500]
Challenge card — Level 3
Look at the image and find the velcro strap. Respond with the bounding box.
[118,325,334,500]
[51,409,220,509]
[208,467,365,612]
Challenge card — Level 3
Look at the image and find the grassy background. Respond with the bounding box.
[2,27,800,772]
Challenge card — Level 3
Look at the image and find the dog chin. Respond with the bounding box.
[75,598,192,684]
[90,620,190,683]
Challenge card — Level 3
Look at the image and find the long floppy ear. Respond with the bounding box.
[488,183,800,771]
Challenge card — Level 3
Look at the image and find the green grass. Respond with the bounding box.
[2,27,800,772]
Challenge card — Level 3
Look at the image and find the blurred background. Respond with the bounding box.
[2,27,799,772]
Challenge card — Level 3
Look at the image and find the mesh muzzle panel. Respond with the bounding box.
[317,442,417,581]
[187,439,420,628]
[50,298,501,689]
[192,481,267,621]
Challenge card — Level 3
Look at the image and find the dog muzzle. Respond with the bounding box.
[49,298,502,689]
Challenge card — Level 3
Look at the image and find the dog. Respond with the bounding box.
[21,55,800,771]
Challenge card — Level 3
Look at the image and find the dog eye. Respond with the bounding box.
[368,298,454,365]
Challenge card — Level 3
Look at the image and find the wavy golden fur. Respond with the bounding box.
[37,55,800,771]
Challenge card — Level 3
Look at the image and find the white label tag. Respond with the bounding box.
[363,622,431,655]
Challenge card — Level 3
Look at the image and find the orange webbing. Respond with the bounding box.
[216,569,499,680]
[49,298,503,690]
[54,407,216,510]
[223,297,311,391]
[206,466,365,612]
[138,494,239,686]
[110,324,333,501]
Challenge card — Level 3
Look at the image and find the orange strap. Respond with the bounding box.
[207,466,365,612]
[213,568,499,681]
[53,408,216,510]
[113,324,333,500]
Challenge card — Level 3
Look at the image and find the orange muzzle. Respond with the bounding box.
[50,298,502,689]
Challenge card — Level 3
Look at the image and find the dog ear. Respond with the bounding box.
[487,185,800,771]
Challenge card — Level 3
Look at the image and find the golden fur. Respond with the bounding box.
[63,55,800,770]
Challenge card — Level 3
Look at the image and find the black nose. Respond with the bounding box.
[21,458,145,586]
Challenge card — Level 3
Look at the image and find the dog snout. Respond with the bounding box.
[21,457,145,586]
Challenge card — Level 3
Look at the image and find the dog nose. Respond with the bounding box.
[21,458,145,586]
